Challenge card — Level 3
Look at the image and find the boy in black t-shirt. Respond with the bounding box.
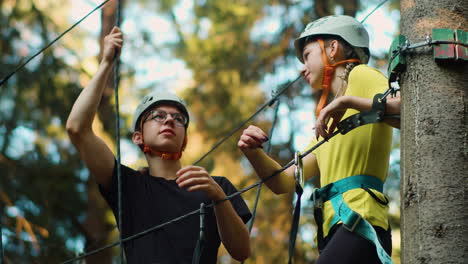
[66,26,251,263]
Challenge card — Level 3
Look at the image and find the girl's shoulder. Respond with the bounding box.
[348,65,389,96]
[349,64,387,80]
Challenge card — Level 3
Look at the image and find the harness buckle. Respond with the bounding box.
[312,190,322,209]
[343,211,362,233]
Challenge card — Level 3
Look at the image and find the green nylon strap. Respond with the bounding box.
[320,174,383,229]
[312,175,391,263]
[316,174,384,204]
[330,195,393,264]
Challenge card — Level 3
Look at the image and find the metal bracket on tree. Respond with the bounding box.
[432,28,468,62]
[388,29,468,82]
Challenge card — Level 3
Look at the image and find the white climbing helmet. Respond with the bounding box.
[131,91,189,132]
[294,15,370,64]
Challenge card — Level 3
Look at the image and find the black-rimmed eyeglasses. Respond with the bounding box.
[145,110,188,127]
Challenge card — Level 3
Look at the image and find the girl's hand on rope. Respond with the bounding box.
[176,166,225,201]
[102,26,123,64]
[238,125,269,150]
[315,96,348,139]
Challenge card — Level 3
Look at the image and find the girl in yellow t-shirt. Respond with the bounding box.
[238,15,399,264]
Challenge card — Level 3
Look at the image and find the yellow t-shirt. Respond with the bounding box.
[304,65,393,237]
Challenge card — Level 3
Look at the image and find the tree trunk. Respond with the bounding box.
[97,0,121,136]
[400,1,468,263]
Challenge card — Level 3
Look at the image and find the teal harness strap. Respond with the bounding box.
[326,175,384,228]
[331,196,393,264]
[316,174,384,203]
[312,175,392,264]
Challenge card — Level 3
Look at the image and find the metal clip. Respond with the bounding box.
[343,212,362,233]
[294,151,304,190]
[390,81,401,97]
[425,34,432,46]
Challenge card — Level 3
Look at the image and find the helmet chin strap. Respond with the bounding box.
[316,39,360,117]
[142,136,187,160]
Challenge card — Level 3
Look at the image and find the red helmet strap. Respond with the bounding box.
[315,39,360,117]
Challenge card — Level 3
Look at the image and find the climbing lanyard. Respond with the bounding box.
[192,203,206,264]
[311,175,392,264]
[287,151,304,264]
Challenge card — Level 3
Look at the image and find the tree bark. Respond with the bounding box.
[400,1,468,263]
[97,0,120,136]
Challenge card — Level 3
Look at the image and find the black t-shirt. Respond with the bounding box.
[98,162,252,264]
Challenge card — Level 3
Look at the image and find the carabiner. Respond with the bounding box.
[294,151,304,189]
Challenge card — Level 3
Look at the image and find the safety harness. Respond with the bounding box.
[311,175,392,264]
[315,39,361,117]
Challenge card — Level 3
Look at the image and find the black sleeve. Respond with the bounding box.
[213,177,252,224]
[98,160,135,213]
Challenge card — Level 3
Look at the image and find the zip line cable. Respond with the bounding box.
[360,0,389,23]
[0,0,388,88]
[193,75,301,166]
[0,0,112,88]
[241,97,281,264]
[246,98,281,230]
[113,0,124,262]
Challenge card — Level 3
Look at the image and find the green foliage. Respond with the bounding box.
[0,1,88,262]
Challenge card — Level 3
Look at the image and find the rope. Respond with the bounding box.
[241,96,281,264]
[245,98,280,231]
[0,0,112,88]
[113,0,124,262]
[193,75,302,166]
[61,208,201,264]
[360,0,389,23]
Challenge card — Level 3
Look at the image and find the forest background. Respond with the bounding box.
[0,0,401,263]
